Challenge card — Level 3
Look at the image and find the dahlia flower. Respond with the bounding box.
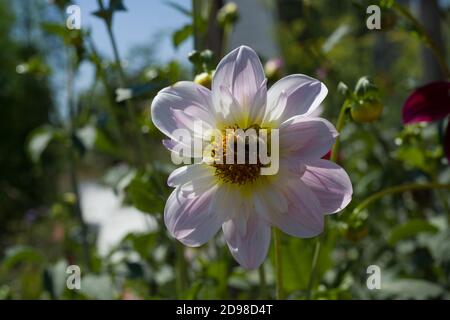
[151,46,352,269]
[402,81,450,161]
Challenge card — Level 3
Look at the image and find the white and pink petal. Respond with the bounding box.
[279,116,338,161]
[265,74,328,125]
[165,186,224,247]
[212,46,267,127]
[222,204,271,270]
[264,179,325,238]
[301,159,352,214]
[151,81,215,152]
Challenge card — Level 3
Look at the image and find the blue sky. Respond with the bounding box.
[77,0,192,60]
[75,0,193,89]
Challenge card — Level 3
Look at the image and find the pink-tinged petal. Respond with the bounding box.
[168,164,213,187]
[264,179,324,238]
[301,159,352,214]
[164,186,227,247]
[248,78,268,124]
[212,46,266,126]
[445,123,450,162]
[222,206,271,270]
[265,74,328,125]
[280,116,338,161]
[151,81,215,143]
[162,139,177,152]
[168,164,216,197]
[402,81,450,124]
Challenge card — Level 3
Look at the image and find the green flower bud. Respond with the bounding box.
[188,50,201,64]
[194,72,213,89]
[354,76,378,98]
[217,2,239,27]
[350,98,383,123]
[63,192,77,205]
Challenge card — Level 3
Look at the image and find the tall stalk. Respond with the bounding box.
[66,50,92,271]
[273,228,284,299]
[96,0,146,164]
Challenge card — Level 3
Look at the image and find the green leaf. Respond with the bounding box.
[109,0,127,12]
[388,219,438,245]
[126,174,164,214]
[92,8,112,21]
[95,129,123,158]
[172,24,193,48]
[379,0,395,9]
[27,126,57,162]
[92,0,127,24]
[395,145,430,172]
[2,246,44,270]
[124,233,158,259]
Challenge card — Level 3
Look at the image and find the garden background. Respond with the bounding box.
[1,0,450,300]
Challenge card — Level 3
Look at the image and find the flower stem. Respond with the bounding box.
[175,242,188,298]
[87,37,125,148]
[392,3,450,78]
[306,239,321,299]
[331,100,350,163]
[66,50,92,271]
[258,263,268,299]
[273,228,285,299]
[353,182,450,214]
[96,0,146,165]
[221,23,233,58]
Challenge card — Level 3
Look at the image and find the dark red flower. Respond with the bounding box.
[402,81,450,124]
[322,150,331,160]
[402,81,450,161]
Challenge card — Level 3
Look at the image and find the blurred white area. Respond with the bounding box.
[80,182,157,256]
[230,0,279,58]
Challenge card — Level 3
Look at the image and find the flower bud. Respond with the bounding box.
[63,192,77,205]
[217,2,239,27]
[194,72,212,89]
[350,98,383,123]
[264,58,284,81]
[354,76,377,97]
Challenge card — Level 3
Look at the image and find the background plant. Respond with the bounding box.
[0,0,449,300]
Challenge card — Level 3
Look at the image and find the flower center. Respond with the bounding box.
[211,125,269,185]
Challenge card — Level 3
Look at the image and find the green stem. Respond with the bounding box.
[87,37,124,144]
[221,24,233,58]
[353,182,450,214]
[69,150,92,271]
[331,100,350,163]
[66,49,92,271]
[192,0,201,54]
[273,228,284,299]
[258,263,268,299]
[393,2,450,78]
[306,239,321,299]
[96,0,146,165]
[175,242,188,298]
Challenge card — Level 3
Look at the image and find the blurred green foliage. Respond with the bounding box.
[0,0,449,300]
